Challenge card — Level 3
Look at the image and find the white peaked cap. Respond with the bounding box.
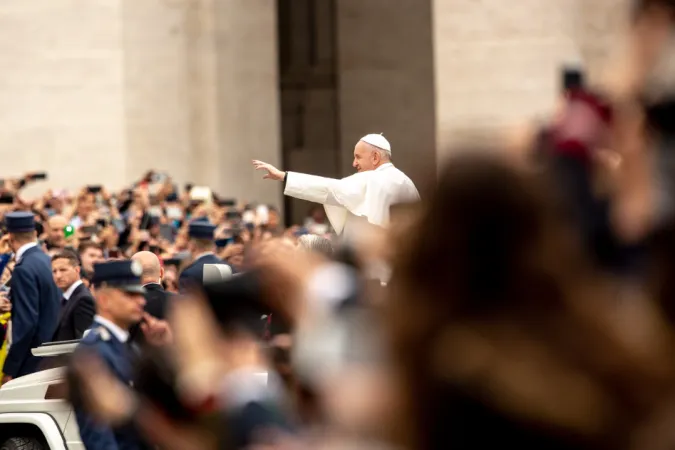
[203,264,233,284]
[360,133,391,153]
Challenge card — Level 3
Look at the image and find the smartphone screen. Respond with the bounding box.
[81,226,97,235]
[256,205,269,225]
[30,172,47,181]
[166,206,182,220]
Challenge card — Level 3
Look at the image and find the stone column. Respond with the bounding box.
[120,0,193,185]
[0,0,128,196]
[213,0,283,209]
[336,0,437,194]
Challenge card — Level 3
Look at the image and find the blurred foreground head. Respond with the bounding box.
[387,152,675,450]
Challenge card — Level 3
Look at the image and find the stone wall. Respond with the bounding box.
[336,0,438,194]
[0,0,282,208]
[0,0,631,208]
[0,0,127,197]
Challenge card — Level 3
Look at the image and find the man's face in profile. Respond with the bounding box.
[353,142,377,172]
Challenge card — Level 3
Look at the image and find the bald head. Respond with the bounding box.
[48,215,68,230]
[131,251,162,285]
[47,215,69,248]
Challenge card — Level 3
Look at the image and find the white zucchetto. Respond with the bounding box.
[360,133,391,153]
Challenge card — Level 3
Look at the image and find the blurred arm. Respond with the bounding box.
[284,173,343,206]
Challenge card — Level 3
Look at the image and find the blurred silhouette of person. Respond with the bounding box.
[386,152,675,450]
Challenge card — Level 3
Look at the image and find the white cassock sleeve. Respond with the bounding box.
[285,172,370,235]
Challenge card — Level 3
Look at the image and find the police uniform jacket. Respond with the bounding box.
[3,244,60,378]
[74,319,149,450]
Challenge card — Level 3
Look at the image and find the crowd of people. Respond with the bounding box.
[0,170,334,378]
[5,1,675,450]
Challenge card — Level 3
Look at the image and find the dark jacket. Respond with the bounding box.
[3,245,60,378]
[129,283,173,346]
[52,282,96,342]
[142,283,171,320]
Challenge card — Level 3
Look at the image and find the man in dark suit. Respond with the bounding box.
[179,220,231,291]
[131,251,171,320]
[73,260,152,450]
[2,212,60,384]
[129,251,173,345]
[51,250,95,341]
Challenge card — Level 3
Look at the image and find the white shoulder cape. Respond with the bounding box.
[284,164,420,235]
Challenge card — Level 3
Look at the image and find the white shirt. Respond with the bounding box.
[15,242,38,264]
[284,163,420,237]
[63,279,83,301]
[93,315,129,343]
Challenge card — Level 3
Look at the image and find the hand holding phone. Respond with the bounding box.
[0,293,11,313]
[27,172,47,181]
[0,235,11,255]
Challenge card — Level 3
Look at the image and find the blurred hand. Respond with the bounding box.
[69,351,137,426]
[253,160,285,181]
[0,235,11,255]
[134,404,217,450]
[254,239,326,325]
[168,294,225,405]
[220,243,244,259]
[0,294,11,313]
[1,375,12,385]
[140,313,173,347]
[603,4,671,101]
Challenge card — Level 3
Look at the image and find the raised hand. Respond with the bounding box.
[252,160,285,181]
[140,313,173,347]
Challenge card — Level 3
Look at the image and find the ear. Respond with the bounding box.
[160,266,165,280]
[75,266,81,277]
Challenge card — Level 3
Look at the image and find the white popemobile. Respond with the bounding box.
[0,340,81,450]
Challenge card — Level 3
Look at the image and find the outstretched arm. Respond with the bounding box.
[252,160,343,206]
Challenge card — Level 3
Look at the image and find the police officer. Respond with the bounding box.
[2,212,59,384]
[73,260,150,450]
[179,220,231,291]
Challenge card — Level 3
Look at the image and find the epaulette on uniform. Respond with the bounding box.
[88,326,111,342]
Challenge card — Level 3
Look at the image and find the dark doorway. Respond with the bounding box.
[276,0,340,226]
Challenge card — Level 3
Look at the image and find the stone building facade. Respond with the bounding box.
[0,0,629,219]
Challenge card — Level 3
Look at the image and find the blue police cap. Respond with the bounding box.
[92,260,145,294]
[188,221,216,240]
[5,211,36,233]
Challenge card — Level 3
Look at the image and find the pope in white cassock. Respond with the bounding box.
[253,134,420,238]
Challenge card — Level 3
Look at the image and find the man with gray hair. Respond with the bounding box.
[297,234,334,258]
[253,134,419,239]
